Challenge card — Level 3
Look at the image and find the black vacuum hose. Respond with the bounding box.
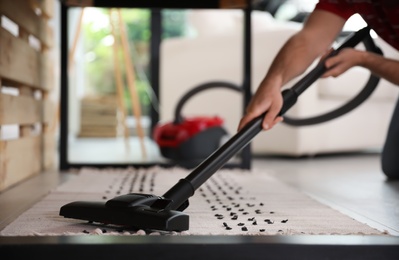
[174,27,383,126]
[173,81,242,124]
[172,28,382,128]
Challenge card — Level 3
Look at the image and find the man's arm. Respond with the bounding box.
[238,10,346,131]
[266,10,346,86]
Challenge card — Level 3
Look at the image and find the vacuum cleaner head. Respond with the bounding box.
[153,116,228,168]
[60,193,189,231]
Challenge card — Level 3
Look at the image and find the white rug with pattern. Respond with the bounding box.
[0,167,386,236]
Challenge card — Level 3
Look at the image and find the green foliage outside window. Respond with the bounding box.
[82,9,187,116]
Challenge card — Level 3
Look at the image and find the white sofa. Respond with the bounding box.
[160,10,399,156]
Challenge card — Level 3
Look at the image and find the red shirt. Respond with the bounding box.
[315,0,399,51]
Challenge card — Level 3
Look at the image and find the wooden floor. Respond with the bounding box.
[1,152,399,235]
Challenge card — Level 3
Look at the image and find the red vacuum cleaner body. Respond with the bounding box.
[153,116,228,167]
[153,81,242,168]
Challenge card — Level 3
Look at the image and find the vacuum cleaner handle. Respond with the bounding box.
[163,26,372,210]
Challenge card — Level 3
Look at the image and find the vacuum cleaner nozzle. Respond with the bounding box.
[60,193,189,231]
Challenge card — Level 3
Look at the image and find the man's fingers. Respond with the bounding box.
[238,90,283,132]
[272,116,284,127]
[320,47,334,62]
[237,114,255,132]
[239,111,284,132]
[237,117,248,132]
[322,56,340,77]
[261,104,281,130]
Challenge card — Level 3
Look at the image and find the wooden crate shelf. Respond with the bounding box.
[78,96,119,138]
[0,0,56,192]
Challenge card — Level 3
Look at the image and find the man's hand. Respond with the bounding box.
[238,80,284,132]
[237,9,346,133]
[322,48,366,78]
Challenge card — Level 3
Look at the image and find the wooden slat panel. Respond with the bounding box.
[0,94,42,125]
[18,87,35,137]
[0,94,53,125]
[42,0,55,19]
[42,99,55,125]
[65,0,93,7]
[43,132,55,170]
[40,50,53,91]
[0,28,49,90]
[31,0,55,19]
[0,136,41,191]
[0,0,53,47]
[0,0,55,192]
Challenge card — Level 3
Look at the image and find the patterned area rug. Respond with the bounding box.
[0,167,386,236]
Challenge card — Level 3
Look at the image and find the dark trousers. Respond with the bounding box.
[382,96,399,179]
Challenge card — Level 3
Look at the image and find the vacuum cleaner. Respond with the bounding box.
[153,82,241,168]
[60,26,382,232]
